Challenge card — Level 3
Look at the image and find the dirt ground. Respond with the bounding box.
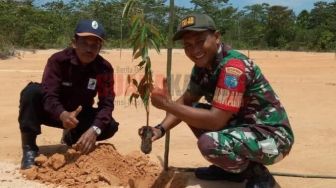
[0,49,336,188]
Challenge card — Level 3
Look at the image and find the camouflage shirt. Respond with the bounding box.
[187,44,293,139]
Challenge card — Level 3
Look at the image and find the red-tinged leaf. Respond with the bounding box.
[134,93,140,99]
[124,85,130,96]
[127,74,131,84]
[133,50,141,59]
[137,60,146,67]
[134,98,138,108]
[132,78,138,87]
[129,93,134,103]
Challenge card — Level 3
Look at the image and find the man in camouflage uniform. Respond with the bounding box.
[147,13,294,188]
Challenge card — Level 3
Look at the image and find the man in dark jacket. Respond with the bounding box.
[19,19,119,169]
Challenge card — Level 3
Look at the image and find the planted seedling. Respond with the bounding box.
[122,0,164,154]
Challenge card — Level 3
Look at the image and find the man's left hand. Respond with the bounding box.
[73,127,97,154]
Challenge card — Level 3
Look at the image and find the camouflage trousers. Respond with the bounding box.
[190,103,294,173]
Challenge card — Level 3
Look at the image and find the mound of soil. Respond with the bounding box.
[21,143,188,188]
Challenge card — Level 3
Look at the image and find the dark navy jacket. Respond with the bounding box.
[41,47,115,130]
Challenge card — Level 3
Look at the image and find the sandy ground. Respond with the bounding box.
[0,48,336,187]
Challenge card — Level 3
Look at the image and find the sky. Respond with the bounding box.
[174,0,334,14]
[34,0,334,14]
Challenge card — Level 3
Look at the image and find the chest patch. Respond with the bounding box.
[88,78,97,90]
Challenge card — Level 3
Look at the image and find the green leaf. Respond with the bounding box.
[149,38,160,53]
[145,57,151,74]
[148,24,161,38]
[130,16,141,37]
[140,26,147,43]
[122,0,136,18]
[142,47,148,59]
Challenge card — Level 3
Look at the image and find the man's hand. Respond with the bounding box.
[151,78,172,110]
[73,127,97,154]
[138,126,163,142]
[59,106,82,129]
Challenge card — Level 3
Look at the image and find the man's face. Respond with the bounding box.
[72,36,102,65]
[182,31,220,69]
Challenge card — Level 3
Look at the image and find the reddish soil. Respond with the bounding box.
[21,143,188,188]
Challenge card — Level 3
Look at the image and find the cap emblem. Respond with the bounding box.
[181,16,195,28]
[91,21,98,30]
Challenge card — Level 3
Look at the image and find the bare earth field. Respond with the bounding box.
[0,49,336,187]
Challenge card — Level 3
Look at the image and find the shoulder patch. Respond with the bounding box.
[224,75,238,89]
[222,59,245,89]
[225,67,243,76]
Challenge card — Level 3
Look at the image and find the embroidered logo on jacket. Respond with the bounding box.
[62,82,72,87]
[88,78,97,90]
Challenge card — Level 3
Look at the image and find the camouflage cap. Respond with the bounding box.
[173,13,217,41]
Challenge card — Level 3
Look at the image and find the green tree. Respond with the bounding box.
[308,1,336,50]
[239,3,269,49]
[265,5,295,48]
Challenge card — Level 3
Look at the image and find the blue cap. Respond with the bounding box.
[75,19,106,40]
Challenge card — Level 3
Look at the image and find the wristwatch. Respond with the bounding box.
[92,126,101,136]
[155,124,166,137]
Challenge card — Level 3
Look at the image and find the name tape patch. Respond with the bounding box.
[181,16,195,28]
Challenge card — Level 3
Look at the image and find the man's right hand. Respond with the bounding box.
[138,125,163,142]
[59,106,82,129]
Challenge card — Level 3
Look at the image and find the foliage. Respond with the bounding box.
[265,6,296,48]
[0,0,335,53]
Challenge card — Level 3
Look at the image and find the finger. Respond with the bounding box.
[83,142,93,154]
[138,127,143,136]
[73,142,80,151]
[73,105,82,117]
[151,134,160,142]
[69,117,79,125]
[75,137,84,151]
[64,123,75,129]
[150,87,159,93]
[71,143,78,150]
[64,120,76,129]
[63,122,75,129]
[150,127,160,141]
[151,89,165,97]
[81,139,93,154]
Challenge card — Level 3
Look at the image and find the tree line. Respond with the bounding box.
[0,0,335,58]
